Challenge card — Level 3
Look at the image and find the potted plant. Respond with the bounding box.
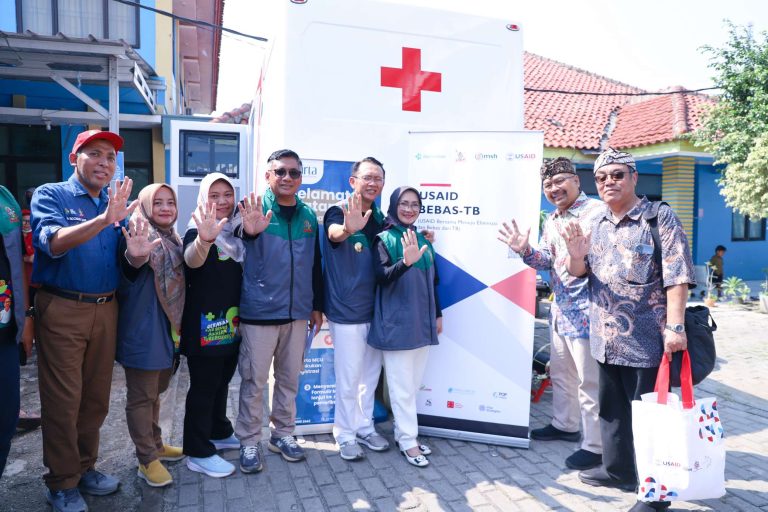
[703,262,718,308]
[759,267,768,314]
[722,276,749,304]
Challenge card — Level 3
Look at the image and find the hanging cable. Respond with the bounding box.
[111,0,268,42]
[523,86,719,96]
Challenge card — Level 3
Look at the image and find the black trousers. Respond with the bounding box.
[598,361,659,483]
[183,353,238,458]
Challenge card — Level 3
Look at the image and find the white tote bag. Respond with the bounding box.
[632,351,725,502]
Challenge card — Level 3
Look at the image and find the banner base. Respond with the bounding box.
[294,423,333,436]
[418,426,529,449]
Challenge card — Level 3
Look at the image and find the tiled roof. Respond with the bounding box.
[608,87,713,149]
[214,52,715,150]
[524,52,646,150]
[524,53,715,150]
[210,102,251,124]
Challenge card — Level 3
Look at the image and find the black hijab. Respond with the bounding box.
[383,186,422,230]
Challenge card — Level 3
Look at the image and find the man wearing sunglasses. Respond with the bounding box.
[563,148,695,512]
[499,157,605,472]
[235,149,324,473]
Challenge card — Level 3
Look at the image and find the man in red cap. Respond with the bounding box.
[30,129,137,512]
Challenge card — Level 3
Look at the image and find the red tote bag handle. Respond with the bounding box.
[654,350,695,409]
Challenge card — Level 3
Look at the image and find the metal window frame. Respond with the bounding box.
[15,0,141,47]
[732,212,767,242]
[179,130,241,179]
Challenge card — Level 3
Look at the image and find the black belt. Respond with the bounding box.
[41,285,115,304]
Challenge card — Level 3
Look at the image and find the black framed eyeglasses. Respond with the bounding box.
[542,175,575,191]
[352,174,384,184]
[273,168,302,179]
[594,169,633,184]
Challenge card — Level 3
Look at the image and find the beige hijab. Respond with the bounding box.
[135,184,185,332]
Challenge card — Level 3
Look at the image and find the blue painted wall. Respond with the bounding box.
[695,164,768,280]
[0,0,14,31]
[137,0,156,69]
[60,128,85,180]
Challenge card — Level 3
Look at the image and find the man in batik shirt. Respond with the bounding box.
[499,157,604,471]
[563,148,695,512]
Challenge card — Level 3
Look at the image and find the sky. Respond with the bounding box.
[214,0,768,114]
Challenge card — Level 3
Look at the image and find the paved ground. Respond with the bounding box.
[3,300,768,512]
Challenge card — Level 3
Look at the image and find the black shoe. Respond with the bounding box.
[565,449,602,470]
[530,424,580,442]
[579,466,636,492]
[628,501,670,511]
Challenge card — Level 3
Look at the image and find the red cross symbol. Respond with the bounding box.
[381,47,442,112]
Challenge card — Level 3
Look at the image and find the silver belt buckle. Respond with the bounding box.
[96,296,108,304]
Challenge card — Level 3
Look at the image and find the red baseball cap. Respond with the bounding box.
[71,129,124,155]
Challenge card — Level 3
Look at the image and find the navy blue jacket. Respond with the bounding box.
[116,242,174,370]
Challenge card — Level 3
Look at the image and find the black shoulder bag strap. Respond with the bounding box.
[643,200,667,286]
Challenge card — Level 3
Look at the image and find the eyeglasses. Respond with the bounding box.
[353,174,384,184]
[273,168,302,179]
[542,175,575,191]
[398,202,421,211]
[594,169,633,184]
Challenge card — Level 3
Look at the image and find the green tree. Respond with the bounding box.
[691,22,768,219]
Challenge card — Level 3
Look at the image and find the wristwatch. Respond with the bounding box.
[25,306,35,318]
[665,323,685,333]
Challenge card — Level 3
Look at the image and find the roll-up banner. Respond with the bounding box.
[409,131,543,448]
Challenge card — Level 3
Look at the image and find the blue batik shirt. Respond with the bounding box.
[586,197,695,367]
[31,174,122,294]
[522,192,606,339]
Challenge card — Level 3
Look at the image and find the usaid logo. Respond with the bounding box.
[505,153,537,161]
[301,159,324,185]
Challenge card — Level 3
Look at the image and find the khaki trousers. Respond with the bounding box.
[124,367,172,465]
[550,317,602,454]
[35,290,117,490]
[235,321,307,444]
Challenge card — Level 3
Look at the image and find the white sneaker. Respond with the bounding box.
[186,454,235,478]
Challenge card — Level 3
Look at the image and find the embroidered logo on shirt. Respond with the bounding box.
[64,207,87,223]
[4,207,19,224]
[216,246,231,261]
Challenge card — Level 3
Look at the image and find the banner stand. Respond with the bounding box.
[408,130,543,447]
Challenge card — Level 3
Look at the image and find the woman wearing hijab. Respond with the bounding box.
[368,186,442,467]
[180,172,243,479]
[117,183,185,487]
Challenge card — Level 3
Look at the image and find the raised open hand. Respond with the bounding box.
[342,192,372,234]
[104,178,138,225]
[562,220,590,259]
[192,201,227,243]
[238,192,273,236]
[497,219,530,253]
[402,228,428,267]
[122,215,161,263]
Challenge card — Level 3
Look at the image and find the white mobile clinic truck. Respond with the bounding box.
[169,0,542,447]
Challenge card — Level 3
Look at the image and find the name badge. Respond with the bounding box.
[634,243,654,255]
